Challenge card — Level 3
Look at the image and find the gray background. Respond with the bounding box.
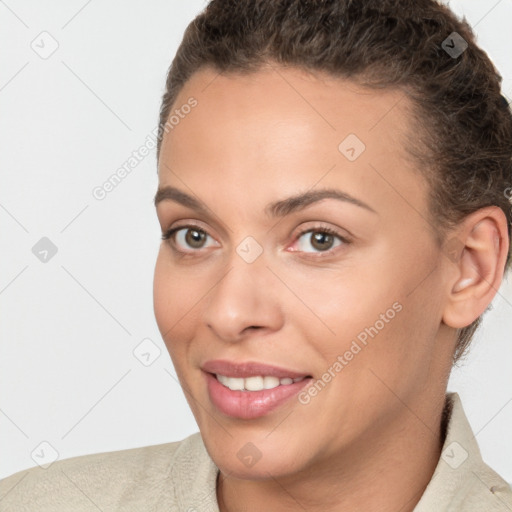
[0,0,511,483]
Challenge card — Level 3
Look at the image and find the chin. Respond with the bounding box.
[217,454,301,481]
[204,433,308,480]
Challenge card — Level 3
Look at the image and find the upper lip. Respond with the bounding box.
[202,359,311,379]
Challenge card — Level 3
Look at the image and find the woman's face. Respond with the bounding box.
[153,65,455,478]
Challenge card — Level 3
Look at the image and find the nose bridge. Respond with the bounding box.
[202,239,283,340]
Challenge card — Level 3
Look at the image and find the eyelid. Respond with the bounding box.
[162,221,352,258]
[161,223,219,249]
[288,223,352,257]
[292,221,352,242]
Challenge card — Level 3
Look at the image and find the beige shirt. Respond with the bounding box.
[1,392,511,511]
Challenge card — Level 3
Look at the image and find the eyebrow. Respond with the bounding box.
[154,186,377,217]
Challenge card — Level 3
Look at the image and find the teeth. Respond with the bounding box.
[216,374,306,391]
[263,376,280,389]
[245,376,265,391]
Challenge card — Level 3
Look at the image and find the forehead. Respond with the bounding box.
[160,64,417,167]
[157,65,429,227]
[169,64,412,126]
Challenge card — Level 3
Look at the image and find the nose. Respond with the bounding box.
[202,256,284,343]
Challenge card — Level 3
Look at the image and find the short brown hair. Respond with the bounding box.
[156,0,512,365]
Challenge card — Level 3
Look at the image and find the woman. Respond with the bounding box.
[1,0,511,510]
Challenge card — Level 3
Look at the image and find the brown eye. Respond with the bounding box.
[161,224,218,253]
[294,226,350,255]
[183,228,207,249]
[309,232,335,251]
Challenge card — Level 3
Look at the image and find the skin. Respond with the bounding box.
[153,64,509,512]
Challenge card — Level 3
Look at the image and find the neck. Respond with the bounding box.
[217,393,449,512]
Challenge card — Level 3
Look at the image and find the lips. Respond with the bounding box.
[201,359,314,419]
[204,372,312,419]
[201,359,311,379]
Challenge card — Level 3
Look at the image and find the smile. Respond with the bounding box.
[215,374,307,391]
[204,371,313,419]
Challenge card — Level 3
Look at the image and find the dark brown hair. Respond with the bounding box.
[156,0,512,365]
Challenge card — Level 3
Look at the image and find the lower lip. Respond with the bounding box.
[204,371,312,419]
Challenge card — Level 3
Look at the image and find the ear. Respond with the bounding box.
[442,206,510,329]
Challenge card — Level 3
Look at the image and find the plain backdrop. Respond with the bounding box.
[1,0,511,484]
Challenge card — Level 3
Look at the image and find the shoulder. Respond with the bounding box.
[454,461,512,511]
[447,394,512,510]
[414,392,512,511]
[0,432,209,512]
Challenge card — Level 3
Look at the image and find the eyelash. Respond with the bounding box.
[161,223,351,258]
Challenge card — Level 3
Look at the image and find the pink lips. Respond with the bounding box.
[202,359,312,419]
[201,359,310,379]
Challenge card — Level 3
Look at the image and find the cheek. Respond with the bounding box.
[152,250,207,359]
[306,260,436,377]
[153,255,187,377]
[153,252,172,333]
[153,251,192,341]
[330,283,442,399]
